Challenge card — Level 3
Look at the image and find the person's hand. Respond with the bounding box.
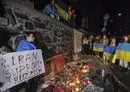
[50,14,54,18]
[0,82,4,87]
[57,16,60,20]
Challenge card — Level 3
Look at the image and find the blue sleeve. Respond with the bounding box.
[16,40,29,52]
[31,44,37,50]
[44,4,51,14]
[44,4,58,17]
[16,40,37,52]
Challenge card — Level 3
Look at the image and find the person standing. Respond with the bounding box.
[101,68,105,83]
[110,37,116,47]
[101,34,109,59]
[16,32,36,51]
[119,35,129,69]
[43,0,59,20]
[88,34,94,55]
[93,35,101,57]
[101,34,109,45]
[16,32,38,92]
[66,6,75,28]
[0,46,11,92]
[82,36,89,54]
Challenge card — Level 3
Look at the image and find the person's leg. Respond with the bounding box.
[90,49,93,55]
[85,44,88,54]
[10,83,24,92]
[30,77,39,92]
[26,82,30,92]
[82,45,87,54]
[68,19,71,27]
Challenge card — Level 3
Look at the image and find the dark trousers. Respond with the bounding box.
[10,74,43,92]
[10,82,25,92]
[26,74,44,92]
[83,44,89,54]
[26,78,38,92]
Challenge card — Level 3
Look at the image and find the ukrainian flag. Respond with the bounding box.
[93,43,104,52]
[55,4,68,21]
[103,45,117,63]
[116,43,130,62]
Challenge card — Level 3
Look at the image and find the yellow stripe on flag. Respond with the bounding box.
[116,50,130,62]
[103,52,116,63]
[112,54,116,63]
[55,4,68,20]
[93,47,103,52]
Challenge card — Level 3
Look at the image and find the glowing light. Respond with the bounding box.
[76,78,80,84]
[118,13,122,16]
[75,87,80,91]
[69,82,75,86]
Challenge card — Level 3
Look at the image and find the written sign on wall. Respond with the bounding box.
[74,29,83,53]
[0,50,45,91]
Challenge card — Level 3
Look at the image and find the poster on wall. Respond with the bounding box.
[74,29,83,53]
[0,50,45,91]
[52,55,65,74]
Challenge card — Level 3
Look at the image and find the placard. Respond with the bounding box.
[0,50,45,91]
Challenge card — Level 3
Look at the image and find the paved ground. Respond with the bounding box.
[79,55,114,92]
[20,54,130,92]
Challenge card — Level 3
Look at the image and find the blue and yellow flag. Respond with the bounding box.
[103,45,117,63]
[116,43,130,62]
[55,4,68,21]
[93,43,104,52]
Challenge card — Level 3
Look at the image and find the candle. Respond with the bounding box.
[69,82,75,86]
[75,87,79,92]
[76,78,80,84]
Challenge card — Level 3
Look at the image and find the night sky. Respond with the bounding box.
[8,0,130,35]
[74,0,130,35]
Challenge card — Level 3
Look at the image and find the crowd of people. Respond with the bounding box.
[82,33,130,69]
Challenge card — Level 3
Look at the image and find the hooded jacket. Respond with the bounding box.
[16,40,36,51]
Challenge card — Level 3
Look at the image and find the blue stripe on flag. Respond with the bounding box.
[93,43,104,48]
[116,43,130,52]
[104,45,116,54]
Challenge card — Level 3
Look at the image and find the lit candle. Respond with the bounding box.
[76,78,80,84]
[75,87,79,92]
[69,82,75,86]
